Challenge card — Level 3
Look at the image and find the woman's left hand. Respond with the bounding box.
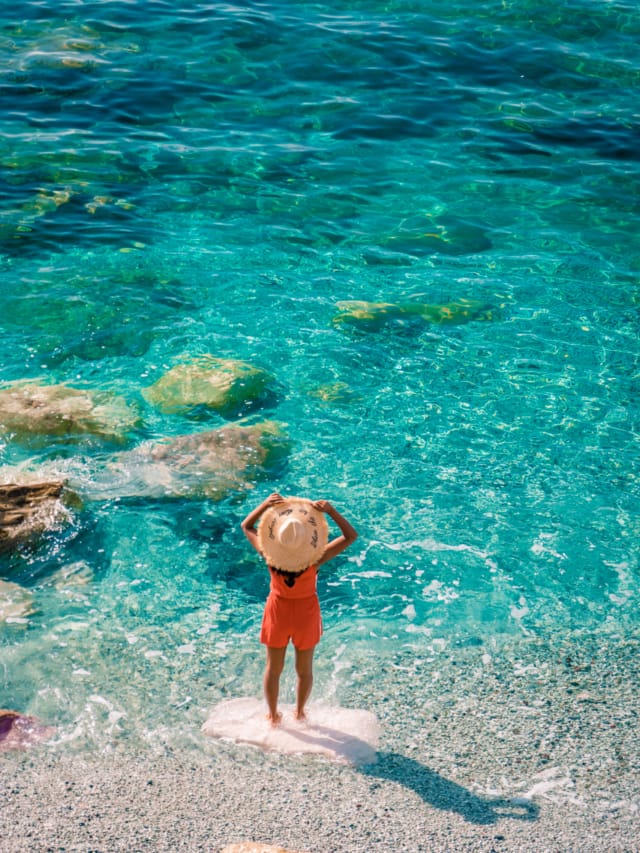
[265,492,284,506]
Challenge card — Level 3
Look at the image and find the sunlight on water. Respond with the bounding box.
[1,0,638,752]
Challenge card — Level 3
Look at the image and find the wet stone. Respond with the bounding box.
[0,710,55,750]
[0,481,73,554]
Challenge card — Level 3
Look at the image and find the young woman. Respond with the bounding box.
[241,492,358,725]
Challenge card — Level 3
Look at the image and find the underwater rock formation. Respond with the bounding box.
[0,580,36,623]
[98,421,289,500]
[48,560,94,591]
[143,357,274,416]
[307,382,360,404]
[0,380,140,442]
[0,481,74,554]
[361,216,492,264]
[5,21,115,72]
[0,188,72,247]
[0,710,55,751]
[384,222,492,257]
[332,298,496,331]
[0,421,287,521]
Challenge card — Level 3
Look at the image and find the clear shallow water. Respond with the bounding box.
[1,1,639,751]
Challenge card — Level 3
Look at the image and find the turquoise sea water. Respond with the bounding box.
[1,1,639,751]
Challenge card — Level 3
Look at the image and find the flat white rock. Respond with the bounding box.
[202,697,379,765]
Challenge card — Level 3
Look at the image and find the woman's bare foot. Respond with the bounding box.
[266,711,282,726]
[293,709,307,722]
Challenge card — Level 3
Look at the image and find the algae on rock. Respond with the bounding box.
[333,298,497,331]
[143,357,274,416]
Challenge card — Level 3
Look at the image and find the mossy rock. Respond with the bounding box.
[332,298,497,331]
[143,357,274,416]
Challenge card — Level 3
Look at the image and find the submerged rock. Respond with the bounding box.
[0,481,74,554]
[0,188,72,246]
[143,357,274,416]
[0,580,36,623]
[0,380,140,442]
[0,710,55,751]
[333,298,496,331]
[384,222,492,257]
[364,215,492,262]
[7,21,105,71]
[307,381,360,404]
[98,421,289,500]
[49,560,94,591]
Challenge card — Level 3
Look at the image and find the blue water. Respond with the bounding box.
[1,1,639,750]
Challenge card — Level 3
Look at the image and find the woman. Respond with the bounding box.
[241,492,358,725]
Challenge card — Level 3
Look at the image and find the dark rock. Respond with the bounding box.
[0,709,55,750]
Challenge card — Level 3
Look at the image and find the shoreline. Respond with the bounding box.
[3,631,639,853]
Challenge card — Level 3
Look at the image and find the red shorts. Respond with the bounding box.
[260,594,322,651]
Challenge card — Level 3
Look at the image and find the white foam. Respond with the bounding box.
[202,697,379,766]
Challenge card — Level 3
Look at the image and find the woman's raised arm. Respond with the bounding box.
[312,500,358,566]
[240,492,284,553]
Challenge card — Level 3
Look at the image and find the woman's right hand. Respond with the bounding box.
[241,492,284,547]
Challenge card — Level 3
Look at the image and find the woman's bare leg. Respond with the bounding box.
[264,646,287,725]
[294,647,314,720]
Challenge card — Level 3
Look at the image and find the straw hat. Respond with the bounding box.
[257,497,329,573]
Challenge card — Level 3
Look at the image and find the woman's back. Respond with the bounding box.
[268,565,318,599]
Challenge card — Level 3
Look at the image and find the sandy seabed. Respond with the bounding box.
[2,631,639,853]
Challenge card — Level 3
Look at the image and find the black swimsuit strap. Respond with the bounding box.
[269,565,310,588]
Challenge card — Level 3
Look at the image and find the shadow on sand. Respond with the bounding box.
[360,751,540,825]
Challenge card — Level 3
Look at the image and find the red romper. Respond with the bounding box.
[260,565,322,651]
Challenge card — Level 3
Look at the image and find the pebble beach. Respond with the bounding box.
[3,629,639,853]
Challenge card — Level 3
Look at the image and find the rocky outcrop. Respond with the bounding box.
[0,481,73,553]
[143,357,273,416]
[0,420,288,523]
[0,380,140,442]
[0,710,55,750]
